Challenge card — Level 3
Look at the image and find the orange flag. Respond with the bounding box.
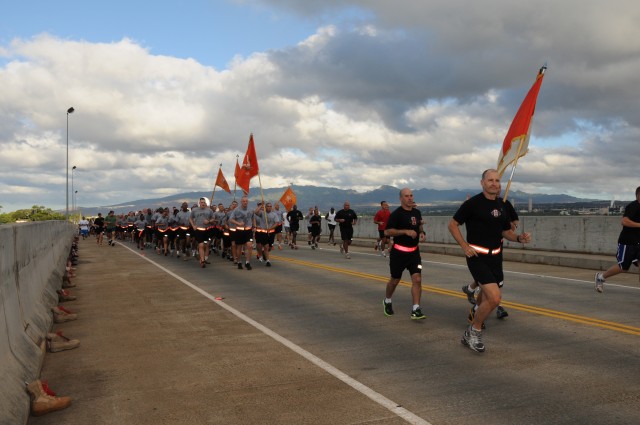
[497,65,546,177]
[215,167,231,194]
[241,133,259,179]
[235,157,249,194]
[279,186,296,212]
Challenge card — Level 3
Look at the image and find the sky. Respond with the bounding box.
[1,0,639,212]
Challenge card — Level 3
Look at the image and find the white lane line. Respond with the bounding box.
[118,242,432,425]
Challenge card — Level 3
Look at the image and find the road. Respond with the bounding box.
[33,238,640,425]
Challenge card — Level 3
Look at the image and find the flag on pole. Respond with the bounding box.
[241,133,259,179]
[497,66,546,177]
[215,167,231,194]
[279,186,296,211]
[235,134,259,194]
[234,157,249,194]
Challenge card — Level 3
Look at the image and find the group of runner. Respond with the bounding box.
[82,175,640,354]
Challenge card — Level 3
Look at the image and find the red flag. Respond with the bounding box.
[215,167,231,194]
[235,157,250,194]
[241,133,259,180]
[497,66,546,177]
[279,187,296,212]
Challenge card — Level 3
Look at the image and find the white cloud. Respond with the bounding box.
[2,1,640,211]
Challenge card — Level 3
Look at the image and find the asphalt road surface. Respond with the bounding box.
[33,239,640,425]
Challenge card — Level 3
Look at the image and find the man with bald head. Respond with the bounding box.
[382,188,426,320]
[448,169,531,353]
[335,201,358,259]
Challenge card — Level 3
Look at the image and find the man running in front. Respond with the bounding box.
[382,188,427,320]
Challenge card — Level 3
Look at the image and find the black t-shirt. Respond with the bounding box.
[386,207,422,248]
[453,193,511,250]
[618,200,640,245]
[310,214,322,230]
[286,209,303,225]
[94,217,104,228]
[335,209,357,229]
[503,199,518,222]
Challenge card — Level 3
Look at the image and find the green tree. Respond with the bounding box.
[0,205,65,224]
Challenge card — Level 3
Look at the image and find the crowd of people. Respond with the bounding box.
[77,174,640,354]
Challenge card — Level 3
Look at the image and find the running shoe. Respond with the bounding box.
[594,272,605,293]
[345,253,351,259]
[383,300,394,316]
[245,262,252,270]
[340,246,344,254]
[411,307,426,320]
[496,305,509,319]
[237,263,243,270]
[461,326,485,353]
[461,285,477,305]
[265,261,271,267]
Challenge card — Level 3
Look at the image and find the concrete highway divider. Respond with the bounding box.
[0,221,75,425]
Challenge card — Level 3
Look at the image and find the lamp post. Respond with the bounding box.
[65,107,75,220]
[74,191,78,219]
[71,165,77,219]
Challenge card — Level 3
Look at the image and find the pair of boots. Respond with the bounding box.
[52,306,77,323]
[26,380,72,416]
[46,331,80,353]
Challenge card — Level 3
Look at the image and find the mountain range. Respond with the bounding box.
[76,185,616,216]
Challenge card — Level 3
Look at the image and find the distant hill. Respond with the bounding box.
[76,185,611,216]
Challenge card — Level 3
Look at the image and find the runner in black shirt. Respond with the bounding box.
[382,188,427,320]
[448,169,531,353]
[595,186,640,292]
[335,201,358,259]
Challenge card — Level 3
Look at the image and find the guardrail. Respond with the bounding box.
[0,221,75,425]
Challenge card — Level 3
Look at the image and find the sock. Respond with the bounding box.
[412,304,419,311]
[384,298,392,304]
[467,284,475,292]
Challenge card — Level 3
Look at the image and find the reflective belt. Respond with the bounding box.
[196,227,207,231]
[236,226,246,231]
[180,226,189,230]
[393,244,418,253]
[469,244,502,255]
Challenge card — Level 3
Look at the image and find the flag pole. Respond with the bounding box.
[502,137,526,202]
[210,163,222,206]
[233,155,238,202]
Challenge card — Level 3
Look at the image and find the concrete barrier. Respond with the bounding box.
[0,221,75,425]
[330,215,624,255]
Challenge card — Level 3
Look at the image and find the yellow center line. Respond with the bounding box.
[272,255,640,336]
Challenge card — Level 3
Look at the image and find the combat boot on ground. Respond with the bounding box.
[46,331,80,352]
[26,380,72,416]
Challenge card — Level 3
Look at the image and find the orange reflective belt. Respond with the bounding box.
[196,227,207,231]
[180,226,189,230]
[468,244,502,255]
[393,244,418,253]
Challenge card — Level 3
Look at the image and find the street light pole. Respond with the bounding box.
[71,165,77,219]
[65,107,75,220]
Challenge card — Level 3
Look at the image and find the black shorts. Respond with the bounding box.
[340,226,353,241]
[311,226,321,237]
[235,229,252,245]
[290,222,299,232]
[256,231,270,245]
[378,230,386,239]
[274,224,283,234]
[466,254,504,286]
[616,243,640,270]
[194,229,209,244]
[389,247,422,279]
